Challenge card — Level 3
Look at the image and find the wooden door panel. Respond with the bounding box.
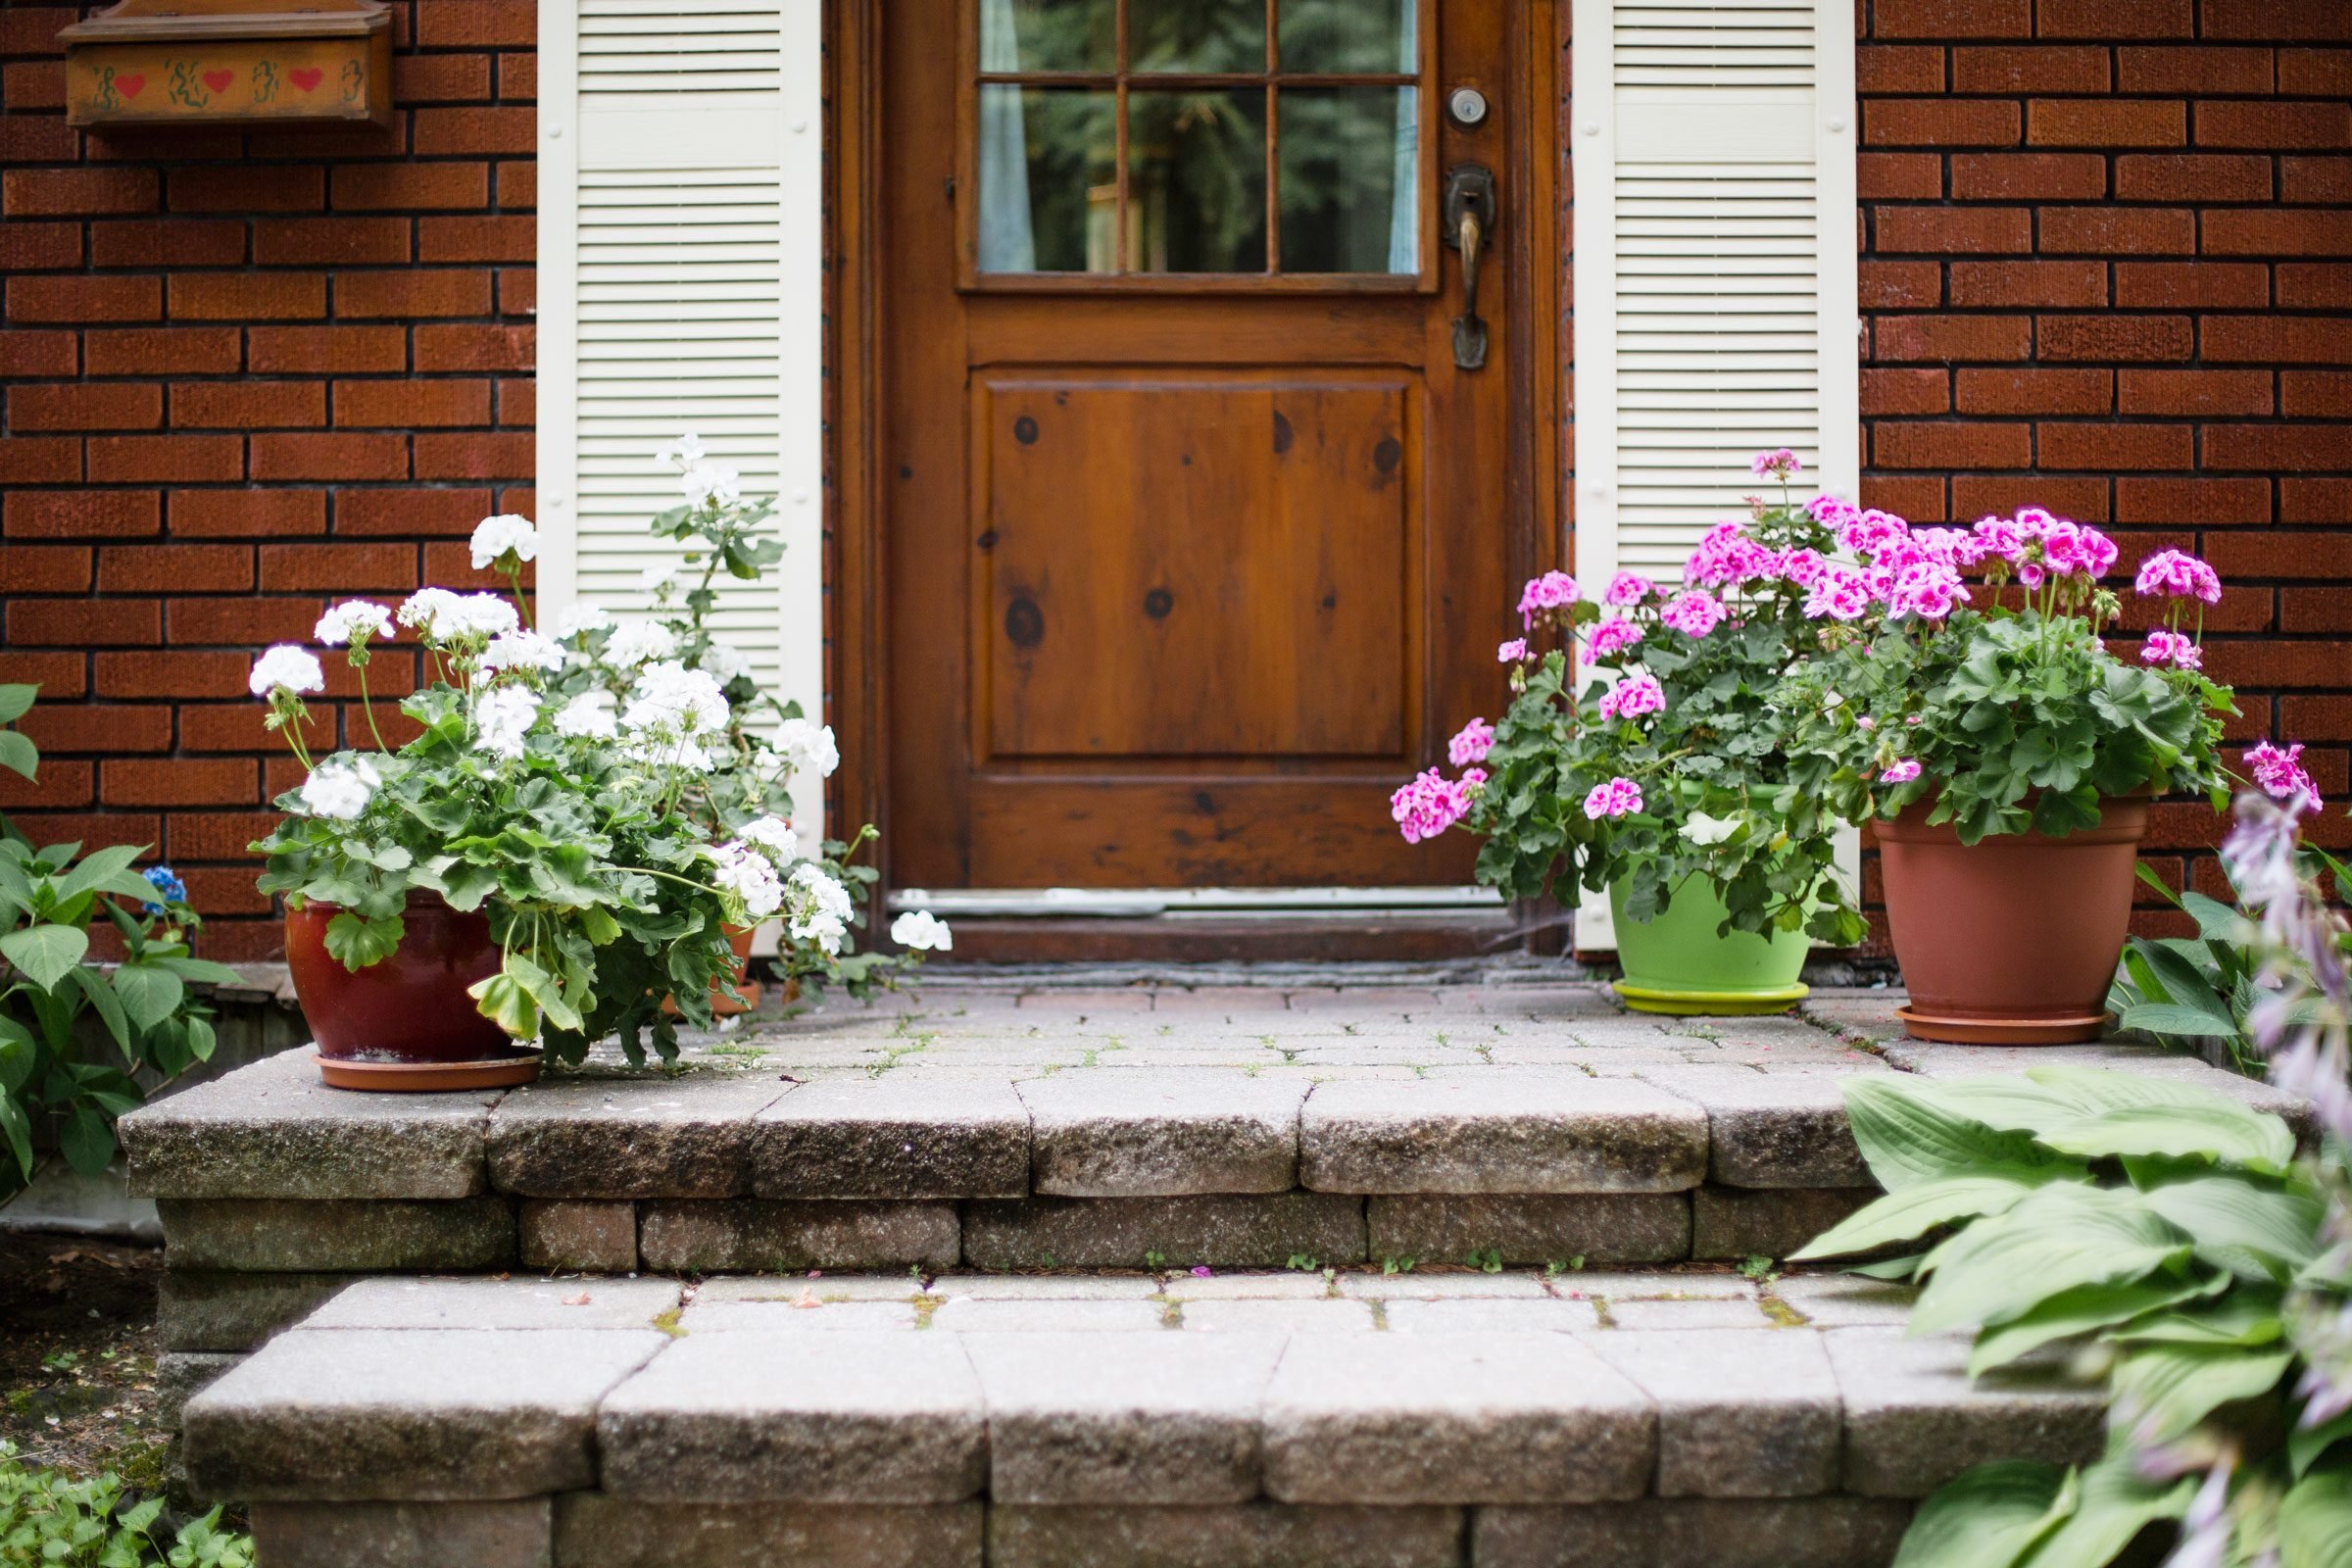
[979,371,1413,761]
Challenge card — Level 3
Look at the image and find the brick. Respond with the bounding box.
[414,431,531,479]
[163,811,295,862]
[9,382,162,431]
[415,323,532,371]
[2278,50,2352,94]
[2206,1,2352,41]
[98,545,255,594]
[2196,100,2351,149]
[2282,371,2352,417]
[0,220,81,269]
[2202,316,2352,363]
[2118,369,2274,416]
[2204,424,2352,471]
[2115,262,2270,309]
[0,115,76,162]
[171,382,327,430]
[0,653,86,699]
[166,166,325,214]
[1874,0,2029,37]
[423,542,535,587]
[1950,153,2105,201]
[3,167,156,218]
[2038,422,2192,469]
[332,269,494,318]
[8,274,160,322]
[2120,47,2275,94]
[86,435,244,483]
[1952,47,2109,92]
[84,327,242,376]
[103,759,257,808]
[417,215,534,264]
[247,325,408,374]
[413,107,536,157]
[3,62,65,110]
[498,52,537,100]
[1956,368,2112,415]
[1861,474,1948,521]
[10,599,159,647]
[0,439,79,484]
[2115,154,2274,203]
[2278,264,2352,308]
[245,116,409,163]
[1858,153,1941,201]
[2284,157,2352,204]
[2041,206,2197,254]
[2283,480,2352,524]
[2040,315,2193,361]
[18,704,171,756]
[2037,0,2191,36]
[1863,369,1949,417]
[169,490,327,540]
[1949,260,2107,307]
[1873,423,2033,469]
[1874,315,2033,362]
[333,379,491,428]
[391,52,495,103]
[497,378,534,426]
[0,8,76,53]
[1859,260,1942,310]
[169,273,328,321]
[88,220,239,270]
[247,433,408,482]
[0,760,92,810]
[5,490,159,538]
[257,542,417,591]
[497,269,535,315]
[416,0,536,46]
[2283,590,2352,633]
[170,600,329,648]
[93,652,247,700]
[2282,696,2352,738]
[2117,476,2273,524]
[336,488,493,536]
[331,162,490,211]
[1875,208,2031,255]
[2204,641,2352,688]
[2030,100,2186,147]
[254,217,412,267]
[1950,475,2112,520]
[0,544,90,595]
[1865,99,2020,148]
[495,163,535,209]
[2203,210,2352,256]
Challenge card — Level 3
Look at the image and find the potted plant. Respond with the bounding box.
[252,444,947,1090]
[1397,449,1866,1013]
[1776,509,2233,1044]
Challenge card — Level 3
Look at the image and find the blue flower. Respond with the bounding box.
[142,864,188,915]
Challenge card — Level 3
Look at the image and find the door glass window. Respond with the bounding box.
[976,0,1421,277]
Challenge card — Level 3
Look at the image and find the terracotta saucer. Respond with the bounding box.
[1613,981,1809,1016]
[316,1048,543,1092]
[1895,1005,2109,1046]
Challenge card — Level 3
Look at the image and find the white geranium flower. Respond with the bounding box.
[473,686,540,760]
[786,862,853,956]
[891,910,954,953]
[552,603,615,640]
[709,840,784,919]
[249,645,324,698]
[701,640,754,685]
[468,514,539,570]
[478,629,564,676]
[681,463,741,507]
[298,755,379,820]
[622,661,729,738]
[450,593,519,640]
[655,433,706,467]
[396,587,463,639]
[553,691,618,740]
[775,716,840,780]
[315,600,393,648]
[606,619,679,666]
[639,564,679,598]
[740,813,799,863]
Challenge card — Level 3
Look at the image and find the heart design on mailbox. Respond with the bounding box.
[202,69,234,94]
[289,66,323,92]
[115,73,145,98]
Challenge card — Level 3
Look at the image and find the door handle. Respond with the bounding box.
[1443,164,1497,370]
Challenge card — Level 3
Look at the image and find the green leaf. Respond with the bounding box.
[322,910,405,971]
[2278,1465,2352,1568]
[50,842,145,907]
[2110,1343,2292,1444]
[0,921,88,993]
[2016,1450,2194,1568]
[0,1092,33,1181]
[466,970,539,1039]
[2117,1003,2242,1040]
[157,956,248,988]
[1791,1175,2043,1261]
[2290,1413,2352,1481]
[2035,1102,2296,1176]
[0,728,36,782]
[1839,1076,2083,1193]
[69,963,132,1054]
[59,1104,116,1177]
[110,961,184,1032]
[2140,1175,2322,1281]
[505,953,582,1033]
[0,682,38,724]
[1891,1460,2070,1568]
[1910,1183,2193,1338]
[1969,1273,2227,1378]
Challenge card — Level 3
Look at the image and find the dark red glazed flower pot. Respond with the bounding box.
[285,890,510,1064]
[1878,797,2149,1045]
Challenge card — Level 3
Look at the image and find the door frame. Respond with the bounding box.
[825,0,1566,935]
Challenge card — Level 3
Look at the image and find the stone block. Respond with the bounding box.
[122,1051,495,1200]
[989,1503,1466,1568]
[1690,1187,1876,1261]
[1299,1076,1708,1195]
[598,1330,985,1502]
[1366,1195,1690,1268]
[962,1330,1288,1503]
[1158,1269,1338,1301]
[906,1273,1163,1300]
[962,1194,1366,1270]
[1825,1327,2106,1497]
[1335,1269,1554,1299]
[1382,1298,1603,1334]
[1261,1333,1654,1504]
[928,1298,1169,1333]
[1599,1295,1774,1330]
[250,1500,552,1568]
[552,1494,984,1568]
[637,1200,959,1273]
[158,1197,515,1272]
[1472,1496,1914,1568]
[519,1199,639,1271]
[1178,1298,1376,1333]
[303,1275,681,1330]
[1642,1067,1873,1188]
[1769,1272,1917,1328]
[1580,1329,1842,1497]
[679,1297,924,1332]
[1018,1070,1305,1196]
[156,1351,241,1427]
[183,1327,665,1500]
[755,1075,1031,1199]
[488,1074,789,1198]
[158,1270,355,1352]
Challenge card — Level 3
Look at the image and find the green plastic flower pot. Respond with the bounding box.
[1607,877,1810,1015]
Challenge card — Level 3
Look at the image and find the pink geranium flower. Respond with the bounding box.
[1603,571,1655,608]
[2141,627,2203,670]
[1391,767,1476,845]
[1448,717,1494,767]
[1751,448,1800,479]
[1516,570,1581,627]
[1496,638,1529,663]
[2245,741,2320,808]
[1597,672,1665,722]
[1879,759,1923,784]
[1582,776,1643,819]
[1802,568,1873,622]
[1586,616,1642,661]
[2133,548,2224,604]
[1659,590,1725,639]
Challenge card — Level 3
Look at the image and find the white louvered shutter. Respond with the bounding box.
[1569,0,1858,945]
[538,1,824,817]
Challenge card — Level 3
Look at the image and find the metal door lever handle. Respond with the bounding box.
[1443,165,1497,370]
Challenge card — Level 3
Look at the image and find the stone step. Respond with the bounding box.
[184,1268,2106,1568]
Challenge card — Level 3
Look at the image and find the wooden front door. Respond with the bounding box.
[880,0,1551,893]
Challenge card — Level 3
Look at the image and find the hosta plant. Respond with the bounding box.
[1796,796,2352,1568]
[1395,450,1864,942]
[0,1441,252,1567]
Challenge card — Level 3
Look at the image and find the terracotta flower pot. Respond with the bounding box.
[285,890,533,1087]
[1878,797,2149,1045]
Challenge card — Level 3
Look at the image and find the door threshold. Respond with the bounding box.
[890,886,1506,919]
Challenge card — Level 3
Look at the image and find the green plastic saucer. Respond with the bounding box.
[1612,980,1810,1016]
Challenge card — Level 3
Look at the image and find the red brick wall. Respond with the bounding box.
[0,1,536,958]
[1856,0,2352,933]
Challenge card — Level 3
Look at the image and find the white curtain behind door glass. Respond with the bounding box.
[1386,0,1417,272]
[978,0,1037,271]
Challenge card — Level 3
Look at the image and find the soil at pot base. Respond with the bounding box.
[1877,797,2147,1045]
[283,892,513,1066]
[1607,877,1810,1015]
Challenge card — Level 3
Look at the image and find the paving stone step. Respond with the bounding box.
[187,1269,2102,1568]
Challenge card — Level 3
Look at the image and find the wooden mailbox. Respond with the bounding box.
[59,0,394,131]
